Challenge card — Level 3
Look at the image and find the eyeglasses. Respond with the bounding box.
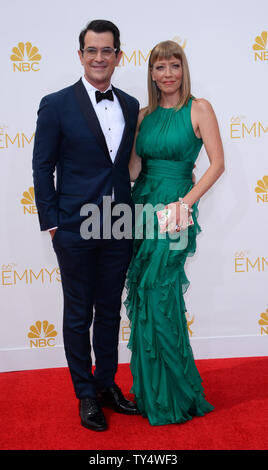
[82,47,117,58]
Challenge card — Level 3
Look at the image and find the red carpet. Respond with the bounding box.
[0,356,267,450]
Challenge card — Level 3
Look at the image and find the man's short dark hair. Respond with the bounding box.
[79,20,121,55]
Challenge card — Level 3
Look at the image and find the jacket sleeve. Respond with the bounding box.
[32,95,61,231]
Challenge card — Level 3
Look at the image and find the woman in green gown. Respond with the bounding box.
[126,40,225,426]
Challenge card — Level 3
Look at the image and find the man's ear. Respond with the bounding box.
[78,49,84,66]
[115,50,122,66]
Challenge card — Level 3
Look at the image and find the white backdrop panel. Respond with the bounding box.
[0,0,267,372]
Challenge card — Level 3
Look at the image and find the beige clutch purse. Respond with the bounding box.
[156,208,194,232]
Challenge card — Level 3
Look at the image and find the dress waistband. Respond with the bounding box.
[142,159,194,180]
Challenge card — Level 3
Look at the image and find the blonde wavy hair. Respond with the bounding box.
[146,40,192,115]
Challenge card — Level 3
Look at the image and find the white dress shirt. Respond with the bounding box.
[81,76,125,163]
[48,77,125,231]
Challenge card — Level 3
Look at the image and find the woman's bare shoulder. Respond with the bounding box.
[192,97,214,114]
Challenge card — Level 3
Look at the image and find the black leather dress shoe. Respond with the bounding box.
[79,397,107,431]
[97,383,140,415]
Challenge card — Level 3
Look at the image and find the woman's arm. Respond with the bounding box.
[167,99,224,231]
[128,108,147,182]
[183,98,225,207]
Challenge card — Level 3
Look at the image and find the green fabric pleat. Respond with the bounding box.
[125,99,214,425]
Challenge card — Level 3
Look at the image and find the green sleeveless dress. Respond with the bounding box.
[125,98,214,425]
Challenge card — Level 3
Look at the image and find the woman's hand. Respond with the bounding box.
[163,201,190,233]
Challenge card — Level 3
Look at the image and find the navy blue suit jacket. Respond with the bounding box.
[32,78,139,233]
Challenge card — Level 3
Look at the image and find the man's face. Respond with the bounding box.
[78,30,122,91]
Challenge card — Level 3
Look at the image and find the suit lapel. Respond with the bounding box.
[112,86,130,165]
[74,79,130,165]
[74,79,111,162]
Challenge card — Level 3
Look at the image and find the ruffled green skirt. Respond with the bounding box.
[125,159,214,425]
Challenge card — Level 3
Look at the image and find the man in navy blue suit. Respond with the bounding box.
[33,20,140,431]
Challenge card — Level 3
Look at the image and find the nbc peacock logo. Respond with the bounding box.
[28,320,58,348]
[252,31,268,61]
[259,309,268,336]
[21,186,37,214]
[255,176,268,203]
[10,42,42,72]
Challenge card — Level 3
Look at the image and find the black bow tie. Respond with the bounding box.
[95,89,114,103]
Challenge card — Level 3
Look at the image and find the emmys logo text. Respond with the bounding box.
[0,127,35,149]
[230,117,268,139]
[119,36,187,67]
[234,252,268,273]
[1,264,61,286]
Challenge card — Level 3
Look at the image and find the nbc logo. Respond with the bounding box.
[258,309,268,335]
[10,42,42,72]
[21,186,37,214]
[255,176,268,203]
[28,321,58,348]
[252,31,268,61]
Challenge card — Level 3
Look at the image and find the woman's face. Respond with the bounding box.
[151,55,183,95]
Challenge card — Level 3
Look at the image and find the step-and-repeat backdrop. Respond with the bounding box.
[0,0,267,372]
